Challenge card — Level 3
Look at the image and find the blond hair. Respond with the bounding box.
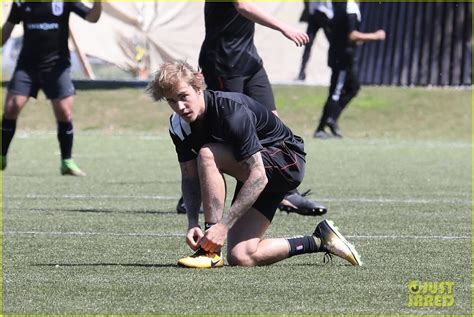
[147,60,205,101]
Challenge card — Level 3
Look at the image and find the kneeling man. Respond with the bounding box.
[147,61,361,268]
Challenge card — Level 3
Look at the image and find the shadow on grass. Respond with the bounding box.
[8,207,177,215]
[33,263,178,268]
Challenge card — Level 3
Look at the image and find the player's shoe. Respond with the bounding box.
[176,197,204,214]
[177,248,224,268]
[61,159,86,177]
[313,219,362,266]
[313,130,330,139]
[326,118,343,138]
[279,190,327,216]
[2,155,7,170]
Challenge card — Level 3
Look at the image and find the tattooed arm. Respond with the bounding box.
[180,159,204,250]
[222,151,268,228]
[199,151,268,253]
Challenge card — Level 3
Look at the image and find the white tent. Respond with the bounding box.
[2,1,330,85]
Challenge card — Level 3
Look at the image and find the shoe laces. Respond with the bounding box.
[323,252,333,264]
[299,189,312,197]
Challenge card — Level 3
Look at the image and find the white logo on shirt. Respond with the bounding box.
[52,1,64,16]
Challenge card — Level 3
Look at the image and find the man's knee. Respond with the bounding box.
[197,145,218,168]
[4,95,28,119]
[227,250,257,267]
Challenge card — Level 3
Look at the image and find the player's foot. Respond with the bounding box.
[176,197,187,214]
[313,130,330,139]
[278,190,327,216]
[176,197,204,214]
[313,219,361,266]
[2,155,7,170]
[297,70,306,81]
[61,159,86,177]
[177,248,224,268]
[326,118,343,138]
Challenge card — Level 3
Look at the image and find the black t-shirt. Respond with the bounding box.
[328,1,360,69]
[7,1,91,70]
[169,90,304,163]
[198,2,263,77]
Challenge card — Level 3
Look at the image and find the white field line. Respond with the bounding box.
[2,231,470,240]
[3,194,472,205]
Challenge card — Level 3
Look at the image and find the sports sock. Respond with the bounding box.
[2,117,17,156]
[57,121,74,160]
[287,235,322,257]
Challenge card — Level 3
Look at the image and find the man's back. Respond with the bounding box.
[169,90,304,163]
[198,2,262,76]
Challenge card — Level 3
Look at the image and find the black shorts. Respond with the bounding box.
[8,65,75,100]
[202,66,276,111]
[232,142,306,222]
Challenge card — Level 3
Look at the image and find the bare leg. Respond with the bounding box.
[51,95,73,122]
[227,207,290,267]
[2,93,29,158]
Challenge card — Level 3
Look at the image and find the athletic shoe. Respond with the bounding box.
[177,248,224,268]
[313,130,330,139]
[313,219,362,266]
[279,190,327,216]
[326,118,343,138]
[176,197,204,214]
[61,159,86,177]
[297,70,306,81]
[2,155,6,170]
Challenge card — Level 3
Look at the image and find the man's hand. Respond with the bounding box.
[281,26,309,47]
[199,223,228,253]
[186,226,204,250]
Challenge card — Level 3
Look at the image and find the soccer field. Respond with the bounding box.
[2,86,472,314]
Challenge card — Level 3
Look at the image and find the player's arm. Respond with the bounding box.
[200,151,267,252]
[180,159,204,250]
[85,0,102,23]
[346,12,385,43]
[1,21,15,47]
[233,0,309,47]
[223,151,268,228]
[349,29,385,42]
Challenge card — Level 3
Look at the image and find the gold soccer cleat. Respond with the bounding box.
[313,219,362,266]
[177,248,224,268]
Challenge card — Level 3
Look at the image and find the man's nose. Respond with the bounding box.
[177,101,186,111]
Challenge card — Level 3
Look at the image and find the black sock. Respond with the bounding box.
[57,121,74,160]
[2,117,17,156]
[287,235,321,257]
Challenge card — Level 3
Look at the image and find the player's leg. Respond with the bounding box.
[226,195,361,267]
[331,64,361,123]
[298,13,320,81]
[314,68,343,138]
[43,66,85,176]
[2,68,38,170]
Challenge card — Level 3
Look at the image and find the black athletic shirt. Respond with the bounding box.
[7,1,91,70]
[169,90,305,163]
[198,2,263,77]
[328,1,361,68]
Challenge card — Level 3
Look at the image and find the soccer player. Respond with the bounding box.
[1,1,102,175]
[176,0,327,217]
[297,0,333,81]
[314,0,385,138]
[147,60,361,268]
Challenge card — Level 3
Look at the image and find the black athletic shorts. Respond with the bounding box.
[232,142,306,222]
[8,65,75,100]
[203,66,276,111]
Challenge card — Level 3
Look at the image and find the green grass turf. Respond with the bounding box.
[2,85,472,314]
